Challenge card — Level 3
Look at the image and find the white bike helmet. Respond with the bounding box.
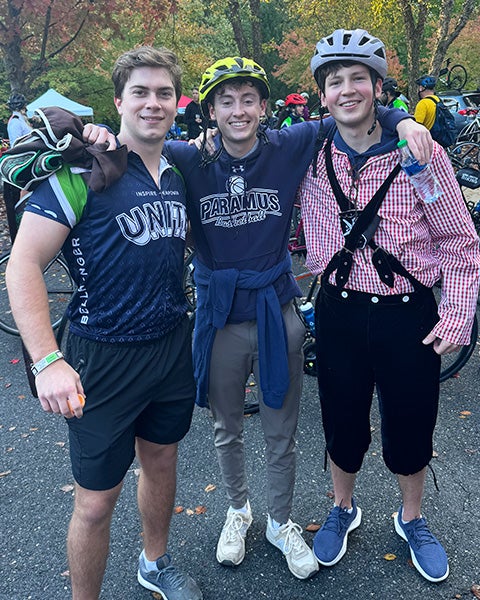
[310,29,387,82]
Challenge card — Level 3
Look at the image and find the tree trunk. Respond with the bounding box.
[227,0,249,56]
[249,0,264,64]
[399,0,479,107]
[429,0,477,76]
[2,0,26,93]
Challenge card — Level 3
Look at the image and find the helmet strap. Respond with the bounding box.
[367,99,379,136]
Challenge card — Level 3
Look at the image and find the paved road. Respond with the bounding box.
[1,312,479,600]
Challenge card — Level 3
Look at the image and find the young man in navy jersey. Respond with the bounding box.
[6,47,202,600]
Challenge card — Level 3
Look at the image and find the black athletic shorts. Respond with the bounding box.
[65,317,196,490]
[315,282,441,476]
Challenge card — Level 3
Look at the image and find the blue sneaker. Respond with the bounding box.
[137,552,203,600]
[394,506,449,582]
[313,498,362,566]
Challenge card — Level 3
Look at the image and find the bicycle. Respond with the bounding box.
[288,202,306,257]
[437,58,468,91]
[447,140,480,171]
[0,251,75,336]
[447,141,480,236]
[455,114,480,144]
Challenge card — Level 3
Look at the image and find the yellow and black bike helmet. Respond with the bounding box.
[199,57,270,114]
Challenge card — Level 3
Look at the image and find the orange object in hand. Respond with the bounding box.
[67,394,85,416]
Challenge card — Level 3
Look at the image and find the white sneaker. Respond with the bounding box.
[266,517,319,580]
[216,501,253,566]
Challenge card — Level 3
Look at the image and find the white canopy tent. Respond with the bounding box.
[26,88,93,118]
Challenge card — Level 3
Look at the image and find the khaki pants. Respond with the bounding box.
[208,301,305,523]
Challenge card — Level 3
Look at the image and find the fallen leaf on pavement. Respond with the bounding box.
[0,470,12,478]
[174,506,184,514]
[186,509,194,516]
[383,553,396,561]
[60,570,70,578]
[9,359,20,364]
[460,410,472,416]
[472,584,480,599]
[204,484,216,493]
[326,490,334,499]
[195,505,207,514]
[305,523,321,532]
[61,484,74,493]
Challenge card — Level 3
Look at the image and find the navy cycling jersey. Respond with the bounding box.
[25,152,188,342]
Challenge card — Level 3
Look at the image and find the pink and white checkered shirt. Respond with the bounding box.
[299,141,480,345]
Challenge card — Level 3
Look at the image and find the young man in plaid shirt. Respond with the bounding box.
[299,29,480,583]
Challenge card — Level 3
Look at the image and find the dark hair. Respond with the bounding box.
[204,77,267,113]
[275,106,291,129]
[112,46,182,100]
[315,60,380,93]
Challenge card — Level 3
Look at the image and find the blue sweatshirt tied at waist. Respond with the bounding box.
[193,254,298,409]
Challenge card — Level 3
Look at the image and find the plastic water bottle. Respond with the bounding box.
[397,139,441,204]
[299,302,315,335]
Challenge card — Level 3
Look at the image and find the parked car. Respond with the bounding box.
[438,91,480,136]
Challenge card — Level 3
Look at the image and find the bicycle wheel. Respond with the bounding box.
[456,120,480,144]
[447,141,480,171]
[432,284,479,382]
[439,315,478,382]
[0,253,75,336]
[447,64,468,91]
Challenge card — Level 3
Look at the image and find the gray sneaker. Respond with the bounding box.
[266,517,319,580]
[216,501,253,566]
[137,552,203,600]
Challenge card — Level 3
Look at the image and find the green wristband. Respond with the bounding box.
[31,350,64,377]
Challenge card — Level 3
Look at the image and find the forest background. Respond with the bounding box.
[1,0,480,131]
